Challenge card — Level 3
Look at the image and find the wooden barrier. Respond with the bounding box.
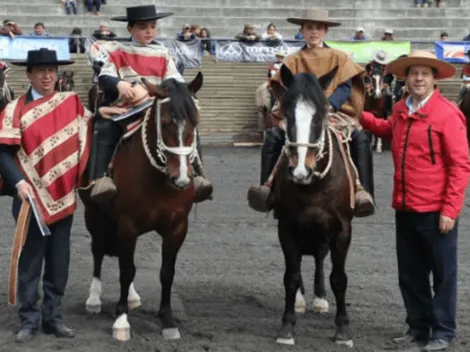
[3,55,465,145]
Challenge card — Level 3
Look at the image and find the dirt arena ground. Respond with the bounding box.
[0,146,468,352]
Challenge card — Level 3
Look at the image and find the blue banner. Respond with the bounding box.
[434,41,470,63]
[0,36,70,60]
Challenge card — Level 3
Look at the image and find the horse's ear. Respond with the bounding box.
[318,66,338,91]
[280,64,294,88]
[141,78,167,98]
[187,72,203,94]
[270,81,285,102]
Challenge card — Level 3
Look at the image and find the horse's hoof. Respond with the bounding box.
[295,289,306,313]
[335,338,354,348]
[312,297,329,313]
[113,314,131,342]
[162,328,181,340]
[276,334,295,345]
[127,299,141,310]
[86,304,101,314]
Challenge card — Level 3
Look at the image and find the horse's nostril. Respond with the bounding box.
[288,165,295,174]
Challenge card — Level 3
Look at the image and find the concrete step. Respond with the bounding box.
[3,0,464,7]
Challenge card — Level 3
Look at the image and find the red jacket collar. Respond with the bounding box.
[395,89,442,120]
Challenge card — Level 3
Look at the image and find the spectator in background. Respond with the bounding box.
[30,22,49,36]
[68,27,86,53]
[191,24,201,37]
[200,27,215,55]
[92,22,116,40]
[0,20,22,38]
[86,0,102,16]
[261,23,283,41]
[61,0,78,15]
[440,32,448,41]
[462,31,470,41]
[382,29,395,41]
[351,26,368,40]
[294,28,303,40]
[416,0,429,7]
[235,24,260,42]
[177,24,196,41]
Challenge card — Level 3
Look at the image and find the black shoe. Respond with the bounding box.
[16,328,37,343]
[43,323,75,338]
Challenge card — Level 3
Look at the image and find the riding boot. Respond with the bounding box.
[88,118,122,203]
[191,129,213,203]
[350,128,375,217]
[247,126,285,212]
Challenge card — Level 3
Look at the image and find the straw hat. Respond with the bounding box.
[386,50,456,80]
[286,9,341,27]
[274,49,287,58]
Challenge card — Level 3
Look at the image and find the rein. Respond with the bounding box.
[141,97,198,174]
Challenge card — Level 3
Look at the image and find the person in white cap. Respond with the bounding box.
[382,29,395,41]
[351,26,368,41]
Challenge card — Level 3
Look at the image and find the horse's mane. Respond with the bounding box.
[281,73,329,135]
[160,78,198,125]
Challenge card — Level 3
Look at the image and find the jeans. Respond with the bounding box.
[86,0,101,12]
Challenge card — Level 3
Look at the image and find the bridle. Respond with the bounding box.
[142,97,198,174]
[283,120,334,180]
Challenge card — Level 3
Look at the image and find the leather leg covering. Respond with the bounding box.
[89,118,122,203]
[350,129,375,217]
[247,126,285,212]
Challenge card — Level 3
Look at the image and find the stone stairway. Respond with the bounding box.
[3,54,464,144]
[2,0,470,42]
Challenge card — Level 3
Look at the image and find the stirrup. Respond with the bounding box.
[354,183,375,217]
[247,184,272,212]
[193,176,213,203]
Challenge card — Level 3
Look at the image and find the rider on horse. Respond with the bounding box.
[88,5,213,203]
[268,50,286,85]
[248,8,375,217]
[458,49,470,104]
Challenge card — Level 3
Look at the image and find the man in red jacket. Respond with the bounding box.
[361,50,470,352]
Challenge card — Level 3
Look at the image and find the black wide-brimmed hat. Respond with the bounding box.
[111,5,173,22]
[11,48,74,67]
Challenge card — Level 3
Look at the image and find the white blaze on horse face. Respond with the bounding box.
[293,99,316,182]
[373,74,382,98]
[174,121,190,188]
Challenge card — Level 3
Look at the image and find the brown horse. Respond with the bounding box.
[55,71,75,92]
[363,62,390,152]
[80,73,203,341]
[270,64,354,347]
[458,83,470,144]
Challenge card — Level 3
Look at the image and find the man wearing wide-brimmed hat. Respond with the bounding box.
[0,48,92,342]
[362,50,470,351]
[248,8,375,218]
[90,5,213,204]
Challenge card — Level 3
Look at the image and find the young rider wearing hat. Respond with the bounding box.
[248,8,375,218]
[90,5,212,203]
[0,48,92,342]
[361,51,470,352]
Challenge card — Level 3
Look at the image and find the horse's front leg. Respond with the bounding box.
[159,219,188,340]
[112,228,138,342]
[330,223,353,348]
[276,220,302,345]
[313,243,329,313]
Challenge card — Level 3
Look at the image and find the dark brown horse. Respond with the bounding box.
[0,68,14,112]
[363,62,390,152]
[55,71,75,92]
[458,83,470,145]
[269,64,354,347]
[80,73,203,341]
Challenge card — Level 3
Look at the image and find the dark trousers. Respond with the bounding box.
[12,196,73,329]
[395,211,458,341]
[86,0,101,12]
